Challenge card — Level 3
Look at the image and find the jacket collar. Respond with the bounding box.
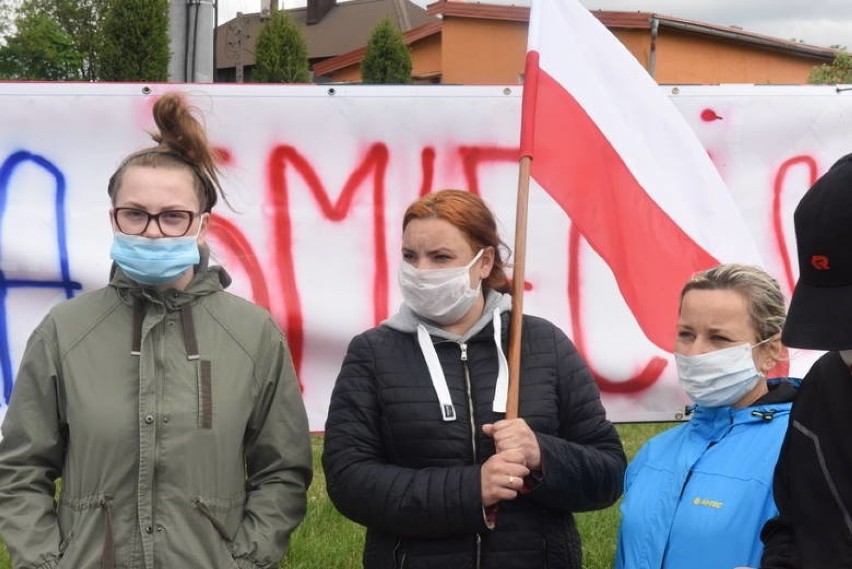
[687,379,798,432]
[382,289,512,341]
[384,290,514,421]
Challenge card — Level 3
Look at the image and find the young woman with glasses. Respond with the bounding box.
[0,92,312,569]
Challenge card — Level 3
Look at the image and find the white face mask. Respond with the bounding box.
[675,341,767,408]
[398,249,484,325]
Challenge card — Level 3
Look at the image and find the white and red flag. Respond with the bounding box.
[520,0,761,351]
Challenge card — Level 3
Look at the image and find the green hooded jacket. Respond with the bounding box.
[0,257,312,569]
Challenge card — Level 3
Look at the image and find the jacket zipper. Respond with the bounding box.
[460,343,477,463]
[661,438,719,568]
[460,342,482,569]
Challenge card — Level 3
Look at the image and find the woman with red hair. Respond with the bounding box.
[323,189,625,569]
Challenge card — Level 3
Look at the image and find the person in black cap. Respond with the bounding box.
[760,153,852,568]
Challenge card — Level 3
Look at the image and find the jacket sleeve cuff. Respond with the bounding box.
[482,505,498,529]
[522,469,543,493]
[34,558,60,569]
[234,557,259,569]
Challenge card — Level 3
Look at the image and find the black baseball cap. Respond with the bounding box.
[783,153,852,350]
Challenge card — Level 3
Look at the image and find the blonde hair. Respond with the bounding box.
[681,263,786,342]
[107,92,226,212]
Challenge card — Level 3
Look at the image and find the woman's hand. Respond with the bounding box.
[483,419,542,470]
[480,448,530,507]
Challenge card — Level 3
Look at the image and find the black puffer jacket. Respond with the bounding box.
[323,309,626,569]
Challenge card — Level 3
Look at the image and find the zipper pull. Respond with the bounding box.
[460,343,468,362]
[751,409,777,421]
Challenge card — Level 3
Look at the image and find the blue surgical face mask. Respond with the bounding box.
[110,230,201,286]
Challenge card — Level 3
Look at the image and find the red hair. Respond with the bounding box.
[403,189,511,294]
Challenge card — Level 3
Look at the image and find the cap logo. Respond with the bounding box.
[811,255,830,270]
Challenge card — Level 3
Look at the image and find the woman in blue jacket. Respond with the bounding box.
[616,263,798,569]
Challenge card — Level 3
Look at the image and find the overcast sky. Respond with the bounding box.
[217,0,852,51]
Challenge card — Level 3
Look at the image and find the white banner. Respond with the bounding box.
[1,83,846,430]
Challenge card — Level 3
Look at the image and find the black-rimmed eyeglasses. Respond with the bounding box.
[113,207,198,237]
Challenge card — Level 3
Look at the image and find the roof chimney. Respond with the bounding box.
[307,0,336,25]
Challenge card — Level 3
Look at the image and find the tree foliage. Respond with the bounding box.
[49,0,103,80]
[0,0,169,82]
[0,9,83,80]
[0,0,21,42]
[253,10,310,83]
[99,0,169,82]
[0,0,104,80]
[809,52,852,84]
[361,17,411,84]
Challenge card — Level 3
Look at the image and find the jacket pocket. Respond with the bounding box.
[56,494,109,569]
[482,528,548,569]
[399,536,477,569]
[192,495,246,569]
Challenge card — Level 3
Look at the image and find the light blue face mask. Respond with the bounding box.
[110,232,201,286]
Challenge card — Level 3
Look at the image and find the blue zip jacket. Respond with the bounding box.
[616,379,799,569]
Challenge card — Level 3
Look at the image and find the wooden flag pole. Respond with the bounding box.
[510,43,540,418]
[506,155,532,419]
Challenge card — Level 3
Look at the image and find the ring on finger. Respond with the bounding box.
[506,475,516,489]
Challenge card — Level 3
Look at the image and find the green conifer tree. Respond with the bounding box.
[361,17,411,84]
[253,10,310,83]
[99,0,168,81]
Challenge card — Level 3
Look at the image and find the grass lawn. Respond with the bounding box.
[0,423,673,569]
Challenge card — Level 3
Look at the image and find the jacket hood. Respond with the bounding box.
[383,289,512,341]
[754,377,801,405]
[109,244,231,360]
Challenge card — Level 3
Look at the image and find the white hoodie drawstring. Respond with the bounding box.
[417,325,457,421]
[416,308,510,421]
[491,308,510,413]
